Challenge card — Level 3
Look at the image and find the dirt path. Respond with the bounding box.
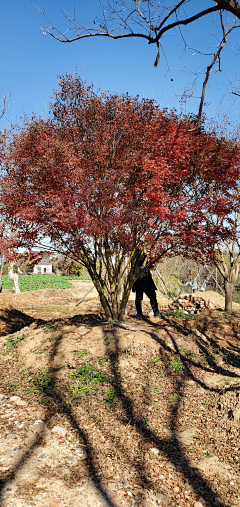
[0,282,239,507]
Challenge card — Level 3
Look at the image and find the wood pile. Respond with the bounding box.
[159,293,219,314]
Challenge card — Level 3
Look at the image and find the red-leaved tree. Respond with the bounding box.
[2,74,240,319]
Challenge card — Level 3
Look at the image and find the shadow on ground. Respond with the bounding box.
[0,308,239,506]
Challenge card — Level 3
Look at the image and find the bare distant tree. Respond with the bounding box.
[37,1,240,125]
[0,92,13,132]
[0,95,8,121]
[0,91,14,288]
[38,1,240,56]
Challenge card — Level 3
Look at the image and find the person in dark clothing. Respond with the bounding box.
[132,254,162,319]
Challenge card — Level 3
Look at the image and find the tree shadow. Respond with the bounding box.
[0,309,239,506]
[100,326,228,506]
[0,313,118,507]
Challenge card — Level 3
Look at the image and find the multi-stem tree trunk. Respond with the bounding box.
[87,261,134,321]
[79,241,145,321]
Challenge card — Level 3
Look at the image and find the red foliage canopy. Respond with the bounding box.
[2,74,240,318]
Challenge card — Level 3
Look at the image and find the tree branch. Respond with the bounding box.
[154,6,220,43]
[196,19,239,128]
[216,0,240,18]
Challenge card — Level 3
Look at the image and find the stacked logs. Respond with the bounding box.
[159,293,219,314]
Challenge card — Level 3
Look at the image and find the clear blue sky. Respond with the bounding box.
[1,0,240,129]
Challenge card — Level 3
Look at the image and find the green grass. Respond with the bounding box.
[178,345,199,358]
[164,307,195,320]
[203,452,213,458]
[27,368,56,396]
[74,349,90,358]
[70,363,110,395]
[161,355,184,373]
[3,333,28,355]
[42,323,60,333]
[0,274,90,292]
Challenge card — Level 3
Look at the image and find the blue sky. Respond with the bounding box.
[1,0,240,129]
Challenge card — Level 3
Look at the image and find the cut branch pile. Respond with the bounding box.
[159,293,219,314]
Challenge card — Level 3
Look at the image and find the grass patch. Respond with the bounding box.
[0,274,90,292]
[178,345,199,358]
[74,349,89,358]
[104,388,119,407]
[42,324,59,333]
[161,355,184,373]
[70,363,110,395]
[34,349,43,354]
[3,333,28,355]
[41,306,68,313]
[164,307,195,320]
[27,368,55,396]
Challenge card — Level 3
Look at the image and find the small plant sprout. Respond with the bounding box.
[43,324,59,333]
[4,333,28,355]
[74,349,89,358]
[170,395,179,403]
[104,388,118,407]
[160,355,184,373]
[98,356,108,365]
[27,368,55,396]
[203,452,213,458]
[70,363,110,395]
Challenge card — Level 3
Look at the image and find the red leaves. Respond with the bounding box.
[2,74,240,264]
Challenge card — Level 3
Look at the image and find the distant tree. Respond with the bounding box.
[15,251,43,275]
[0,92,15,288]
[203,211,240,311]
[2,74,240,319]
[57,258,85,277]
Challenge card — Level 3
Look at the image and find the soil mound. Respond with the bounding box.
[0,302,34,336]
[195,309,240,344]
[0,281,240,507]
[193,290,240,310]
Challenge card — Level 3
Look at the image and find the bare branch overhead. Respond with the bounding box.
[37,1,240,124]
[216,0,240,17]
[38,1,240,47]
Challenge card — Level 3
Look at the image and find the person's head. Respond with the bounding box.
[138,253,146,266]
[134,248,146,265]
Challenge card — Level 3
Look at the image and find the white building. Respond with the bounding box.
[33,258,53,275]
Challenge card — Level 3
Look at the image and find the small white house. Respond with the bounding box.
[33,258,53,275]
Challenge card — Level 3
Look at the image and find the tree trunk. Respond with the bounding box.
[80,245,141,321]
[0,254,5,288]
[224,279,233,312]
[83,259,133,320]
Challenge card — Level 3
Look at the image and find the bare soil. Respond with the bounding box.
[0,281,239,507]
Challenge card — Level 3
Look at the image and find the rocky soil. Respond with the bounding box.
[0,281,239,507]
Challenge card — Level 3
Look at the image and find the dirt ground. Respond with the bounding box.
[0,281,239,507]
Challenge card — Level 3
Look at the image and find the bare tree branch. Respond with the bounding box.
[216,0,240,17]
[0,96,8,120]
[36,1,240,125]
[0,92,13,122]
[196,16,239,128]
[229,89,240,96]
[39,3,221,49]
